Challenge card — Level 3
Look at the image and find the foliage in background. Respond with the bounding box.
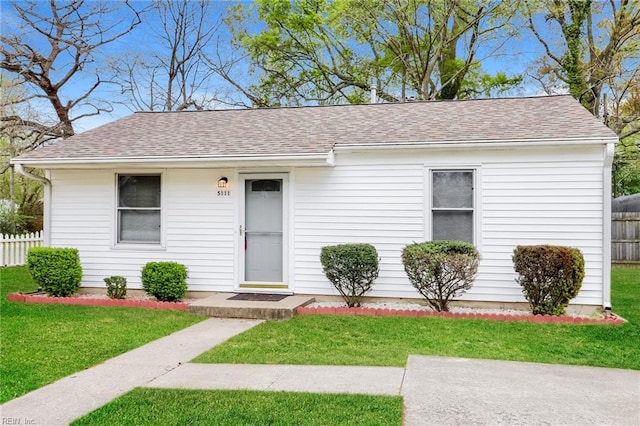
[223,0,522,106]
[0,199,28,234]
[402,240,479,312]
[320,243,379,307]
[613,134,640,197]
[104,276,128,300]
[513,245,585,316]
[525,0,640,195]
[526,0,639,136]
[27,247,83,297]
[2,1,637,194]
[141,261,188,302]
[0,171,43,233]
[0,78,44,233]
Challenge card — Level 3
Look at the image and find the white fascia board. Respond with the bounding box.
[11,152,336,169]
[333,137,619,152]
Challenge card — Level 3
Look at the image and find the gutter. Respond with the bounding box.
[13,163,51,247]
[333,137,618,152]
[10,152,335,168]
[602,143,615,310]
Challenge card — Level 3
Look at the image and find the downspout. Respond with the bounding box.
[602,143,615,310]
[14,163,51,247]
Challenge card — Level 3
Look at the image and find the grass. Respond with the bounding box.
[72,388,402,426]
[194,268,640,370]
[0,266,204,403]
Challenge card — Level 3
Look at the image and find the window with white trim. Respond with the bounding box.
[431,170,474,243]
[117,174,161,243]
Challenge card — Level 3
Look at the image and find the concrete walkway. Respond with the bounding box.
[2,318,639,425]
[0,318,263,426]
[147,363,406,395]
[147,357,640,426]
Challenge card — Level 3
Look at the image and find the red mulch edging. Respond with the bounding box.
[6,293,188,311]
[6,293,624,324]
[296,306,625,325]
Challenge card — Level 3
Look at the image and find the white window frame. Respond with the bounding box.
[115,173,163,246]
[429,169,476,244]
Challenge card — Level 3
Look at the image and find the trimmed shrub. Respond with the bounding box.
[141,261,188,302]
[320,243,379,307]
[402,240,479,312]
[513,245,585,316]
[27,247,83,297]
[104,275,127,300]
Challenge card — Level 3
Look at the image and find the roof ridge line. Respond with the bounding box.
[132,94,575,114]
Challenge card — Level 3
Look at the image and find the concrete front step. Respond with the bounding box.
[188,293,315,320]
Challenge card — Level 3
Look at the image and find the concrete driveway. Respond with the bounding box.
[402,355,640,425]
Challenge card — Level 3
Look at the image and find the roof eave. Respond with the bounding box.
[333,136,619,152]
[10,152,336,169]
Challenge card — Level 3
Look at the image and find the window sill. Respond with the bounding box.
[110,243,166,251]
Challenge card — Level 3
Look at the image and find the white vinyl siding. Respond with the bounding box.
[479,160,604,305]
[293,164,425,298]
[47,143,607,306]
[293,146,605,306]
[49,169,235,292]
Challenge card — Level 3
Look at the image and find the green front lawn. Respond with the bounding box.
[0,266,204,403]
[72,388,402,426]
[195,268,640,370]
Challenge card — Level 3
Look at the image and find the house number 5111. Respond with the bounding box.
[217,190,231,196]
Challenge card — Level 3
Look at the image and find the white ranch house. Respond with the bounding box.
[12,96,618,309]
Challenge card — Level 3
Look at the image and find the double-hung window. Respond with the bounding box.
[431,170,474,243]
[117,174,161,244]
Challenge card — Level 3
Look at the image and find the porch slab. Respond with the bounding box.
[188,293,315,320]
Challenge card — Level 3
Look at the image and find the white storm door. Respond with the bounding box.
[242,176,285,284]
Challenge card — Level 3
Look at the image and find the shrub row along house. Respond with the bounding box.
[11,96,618,311]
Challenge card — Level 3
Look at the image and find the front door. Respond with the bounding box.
[240,175,287,289]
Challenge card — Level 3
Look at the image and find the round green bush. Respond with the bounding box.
[141,261,188,302]
[513,245,585,316]
[27,247,83,297]
[320,243,379,307]
[402,240,479,312]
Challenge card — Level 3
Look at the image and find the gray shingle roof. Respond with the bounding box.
[15,95,617,162]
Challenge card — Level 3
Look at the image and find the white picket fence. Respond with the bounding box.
[0,231,44,266]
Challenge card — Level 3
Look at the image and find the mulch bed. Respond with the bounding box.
[5,292,626,324]
[296,305,625,325]
[6,293,188,311]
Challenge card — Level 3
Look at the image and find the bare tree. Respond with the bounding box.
[111,0,224,112]
[1,0,142,151]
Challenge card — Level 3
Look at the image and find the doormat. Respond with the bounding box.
[228,293,288,302]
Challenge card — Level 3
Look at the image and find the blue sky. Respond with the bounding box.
[1,0,573,133]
